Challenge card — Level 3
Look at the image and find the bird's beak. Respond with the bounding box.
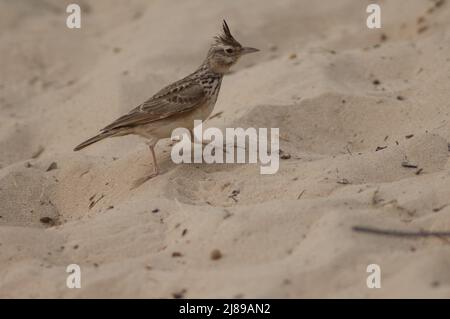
[241,47,260,55]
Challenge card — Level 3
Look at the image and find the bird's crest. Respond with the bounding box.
[214,20,241,47]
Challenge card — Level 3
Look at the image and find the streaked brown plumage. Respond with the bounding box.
[74,20,259,180]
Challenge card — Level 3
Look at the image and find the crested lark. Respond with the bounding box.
[74,20,259,180]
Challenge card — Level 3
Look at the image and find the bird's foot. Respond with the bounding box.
[131,170,159,189]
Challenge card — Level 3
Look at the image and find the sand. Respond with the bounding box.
[1,0,450,298]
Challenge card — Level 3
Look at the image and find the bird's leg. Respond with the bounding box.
[190,129,209,147]
[148,144,159,177]
[131,142,159,189]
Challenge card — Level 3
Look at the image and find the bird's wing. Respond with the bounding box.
[101,78,206,132]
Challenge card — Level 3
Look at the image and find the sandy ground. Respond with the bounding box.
[2,0,450,298]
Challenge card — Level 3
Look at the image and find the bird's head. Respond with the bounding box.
[206,20,259,74]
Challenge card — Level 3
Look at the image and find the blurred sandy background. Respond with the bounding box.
[1,0,450,298]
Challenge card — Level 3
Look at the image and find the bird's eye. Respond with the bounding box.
[224,48,234,54]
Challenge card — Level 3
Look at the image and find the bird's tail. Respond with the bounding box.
[73,131,116,151]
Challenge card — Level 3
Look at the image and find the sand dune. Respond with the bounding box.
[1,0,450,298]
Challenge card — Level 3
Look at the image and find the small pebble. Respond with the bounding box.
[210,249,222,260]
[172,289,186,299]
[39,217,55,225]
[46,162,58,172]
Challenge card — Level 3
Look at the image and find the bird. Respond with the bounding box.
[74,20,259,181]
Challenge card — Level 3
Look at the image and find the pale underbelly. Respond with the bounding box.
[133,101,216,140]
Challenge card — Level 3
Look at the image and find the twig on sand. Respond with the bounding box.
[401,161,418,169]
[432,204,448,212]
[89,194,105,209]
[352,225,450,238]
[345,145,352,155]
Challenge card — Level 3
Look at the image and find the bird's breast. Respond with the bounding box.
[201,76,222,105]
